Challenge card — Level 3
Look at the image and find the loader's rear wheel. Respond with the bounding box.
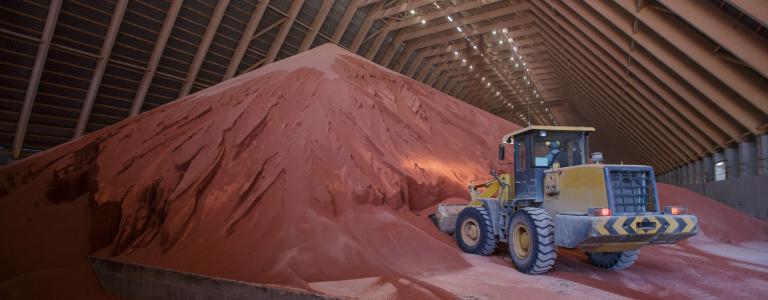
[455,206,497,256]
[508,207,556,274]
[587,250,639,270]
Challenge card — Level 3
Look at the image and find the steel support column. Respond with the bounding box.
[759,135,768,175]
[694,159,703,185]
[739,139,758,177]
[725,146,739,179]
[702,155,713,182]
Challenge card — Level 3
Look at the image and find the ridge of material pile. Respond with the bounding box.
[0,44,518,298]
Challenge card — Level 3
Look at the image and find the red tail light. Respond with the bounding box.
[589,207,611,217]
[664,206,687,215]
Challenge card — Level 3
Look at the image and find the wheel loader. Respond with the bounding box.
[433,126,697,274]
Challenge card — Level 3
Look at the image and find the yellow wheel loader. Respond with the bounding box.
[433,126,698,274]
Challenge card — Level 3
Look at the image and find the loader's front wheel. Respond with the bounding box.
[587,250,639,270]
[508,207,556,274]
[455,206,497,256]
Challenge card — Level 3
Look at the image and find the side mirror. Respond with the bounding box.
[499,144,505,161]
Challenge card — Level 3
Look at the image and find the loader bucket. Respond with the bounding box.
[429,204,467,234]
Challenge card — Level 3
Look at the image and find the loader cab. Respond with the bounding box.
[500,126,595,201]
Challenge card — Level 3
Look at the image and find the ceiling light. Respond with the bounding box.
[515,63,519,67]
[434,3,441,9]
[472,45,478,50]
[454,50,459,56]
[481,77,485,81]
[508,38,513,42]
[492,30,497,35]
[447,15,453,22]
[410,9,416,14]
[498,40,503,45]
[540,101,544,104]
[513,46,518,52]
[456,27,463,32]
[487,82,491,86]
[496,91,500,96]
[421,19,426,24]
[462,58,467,63]
[503,28,508,33]
[469,65,474,70]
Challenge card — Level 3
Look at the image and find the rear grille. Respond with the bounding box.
[607,168,657,213]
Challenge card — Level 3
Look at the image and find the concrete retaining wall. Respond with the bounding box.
[89,257,334,300]
[681,174,768,219]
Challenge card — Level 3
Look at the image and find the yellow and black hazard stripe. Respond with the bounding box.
[594,215,697,236]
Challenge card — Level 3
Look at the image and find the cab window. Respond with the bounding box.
[516,140,527,170]
[533,131,585,168]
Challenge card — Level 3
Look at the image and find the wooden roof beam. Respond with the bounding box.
[224,1,268,80]
[299,0,334,52]
[12,0,63,159]
[556,0,739,145]
[533,3,710,156]
[130,0,183,117]
[331,0,363,43]
[74,0,129,138]
[625,0,768,113]
[264,0,305,64]
[178,0,230,97]
[582,0,762,135]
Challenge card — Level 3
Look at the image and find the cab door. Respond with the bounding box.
[514,134,534,199]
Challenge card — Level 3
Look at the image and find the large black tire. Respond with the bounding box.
[508,207,556,274]
[455,206,497,256]
[587,250,639,270]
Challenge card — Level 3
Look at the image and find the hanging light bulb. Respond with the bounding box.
[410,9,416,14]
[421,19,426,24]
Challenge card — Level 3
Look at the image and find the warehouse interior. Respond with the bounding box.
[1,0,767,299]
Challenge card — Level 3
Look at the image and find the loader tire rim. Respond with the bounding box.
[513,224,531,259]
[461,219,480,247]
